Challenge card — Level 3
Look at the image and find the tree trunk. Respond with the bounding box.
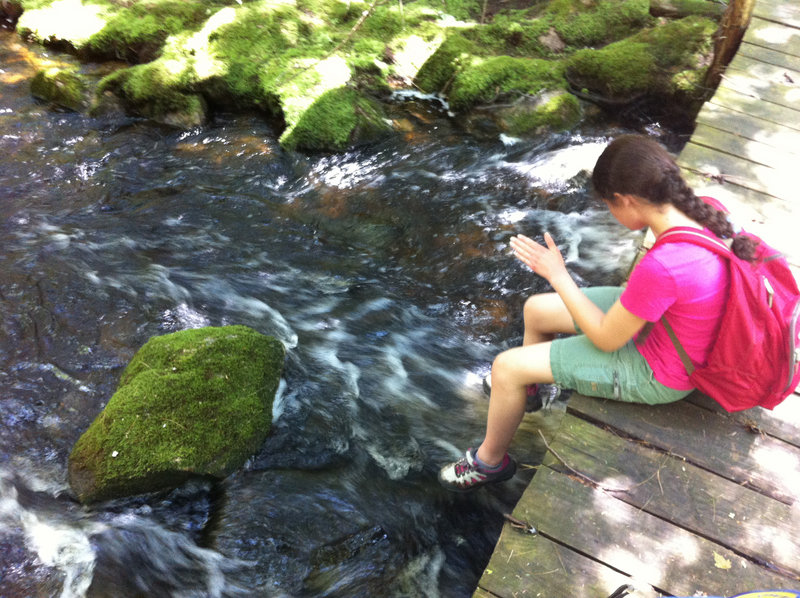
[704,0,757,89]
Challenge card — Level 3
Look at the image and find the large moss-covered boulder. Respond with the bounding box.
[566,15,717,106]
[68,325,285,504]
[281,86,392,151]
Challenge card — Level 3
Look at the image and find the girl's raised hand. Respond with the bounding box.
[509,232,568,284]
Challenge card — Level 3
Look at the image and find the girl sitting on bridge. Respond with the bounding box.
[438,134,756,492]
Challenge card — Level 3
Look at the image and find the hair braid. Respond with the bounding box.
[592,135,758,261]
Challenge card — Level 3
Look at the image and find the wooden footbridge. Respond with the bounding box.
[475,1,800,596]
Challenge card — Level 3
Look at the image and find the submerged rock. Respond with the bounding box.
[68,325,285,504]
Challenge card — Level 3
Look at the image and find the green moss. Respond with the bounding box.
[566,15,716,99]
[30,66,88,111]
[86,0,217,61]
[655,0,725,18]
[97,55,207,126]
[548,0,653,47]
[469,16,553,57]
[501,91,581,134]
[281,86,391,151]
[568,42,653,97]
[68,326,285,503]
[440,0,482,21]
[449,55,566,111]
[414,32,481,93]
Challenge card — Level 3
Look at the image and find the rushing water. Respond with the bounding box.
[0,28,683,597]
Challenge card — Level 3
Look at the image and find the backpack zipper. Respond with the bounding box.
[764,277,775,309]
[785,298,800,393]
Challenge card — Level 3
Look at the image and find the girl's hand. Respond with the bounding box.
[509,232,568,285]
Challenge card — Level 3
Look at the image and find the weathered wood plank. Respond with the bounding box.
[690,122,799,167]
[727,51,800,87]
[542,414,800,579]
[738,40,800,73]
[678,141,793,201]
[752,0,800,29]
[744,17,800,57]
[721,57,800,112]
[694,101,800,155]
[475,522,657,598]
[707,85,800,131]
[567,395,800,504]
[688,392,800,449]
[515,468,798,596]
[678,141,792,201]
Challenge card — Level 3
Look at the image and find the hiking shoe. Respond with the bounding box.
[438,448,516,492]
[526,384,564,412]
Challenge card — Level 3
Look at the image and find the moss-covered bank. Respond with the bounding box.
[4,0,725,149]
[68,325,285,504]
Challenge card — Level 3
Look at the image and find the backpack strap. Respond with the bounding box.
[660,315,696,375]
[648,227,734,377]
[652,227,734,256]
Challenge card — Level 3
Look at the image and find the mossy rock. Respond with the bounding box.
[497,90,582,135]
[449,55,567,112]
[68,325,285,504]
[545,0,653,47]
[96,59,208,128]
[566,15,716,103]
[30,67,89,111]
[281,86,392,152]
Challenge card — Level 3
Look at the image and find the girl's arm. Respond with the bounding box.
[510,233,647,352]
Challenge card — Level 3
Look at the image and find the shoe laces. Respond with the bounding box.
[454,450,479,477]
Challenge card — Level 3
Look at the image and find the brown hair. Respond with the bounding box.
[591,135,756,261]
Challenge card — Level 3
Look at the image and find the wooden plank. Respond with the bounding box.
[567,395,800,504]
[728,48,800,79]
[722,57,800,112]
[689,392,800,449]
[543,414,800,579]
[677,141,793,202]
[515,468,798,596]
[743,17,800,57]
[475,522,658,598]
[752,0,800,29]
[707,85,800,132]
[690,122,799,167]
[695,101,800,155]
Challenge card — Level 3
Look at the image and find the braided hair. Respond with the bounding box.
[592,135,757,261]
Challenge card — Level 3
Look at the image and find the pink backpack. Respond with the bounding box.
[652,223,800,412]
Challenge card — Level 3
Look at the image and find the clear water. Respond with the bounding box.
[0,29,664,597]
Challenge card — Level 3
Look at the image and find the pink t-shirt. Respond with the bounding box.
[620,237,730,390]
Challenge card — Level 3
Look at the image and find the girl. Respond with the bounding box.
[438,134,756,492]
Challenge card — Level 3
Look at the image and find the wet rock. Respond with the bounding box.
[30,67,90,112]
[496,90,582,136]
[538,27,566,53]
[210,469,402,596]
[67,326,285,504]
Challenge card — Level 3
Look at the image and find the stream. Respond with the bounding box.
[0,28,686,597]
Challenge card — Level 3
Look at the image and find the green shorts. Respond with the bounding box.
[549,286,691,405]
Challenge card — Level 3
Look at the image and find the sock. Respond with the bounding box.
[472,449,508,473]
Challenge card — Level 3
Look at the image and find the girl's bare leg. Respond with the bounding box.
[476,342,554,466]
[476,293,575,466]
[522,292,576,345]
